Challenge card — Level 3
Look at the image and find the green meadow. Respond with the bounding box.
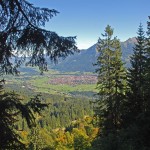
[4,69,98,97]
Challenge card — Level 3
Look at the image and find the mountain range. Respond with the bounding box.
[51,37,136,72]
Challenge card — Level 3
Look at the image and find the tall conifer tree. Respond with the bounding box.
[96,25,126,135]
[125,23,146,125]
[145,17,150,111]
[121,22,150,150]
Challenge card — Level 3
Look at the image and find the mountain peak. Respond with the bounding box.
[125,37,137,43]
[52,37,135,72]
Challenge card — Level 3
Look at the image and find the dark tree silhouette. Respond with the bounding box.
[124,23,146,126]
[0,0,77,149]
[0,88,48,149]
[0,0,77,74]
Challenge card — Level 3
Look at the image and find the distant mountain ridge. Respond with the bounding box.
[51,37,136,72]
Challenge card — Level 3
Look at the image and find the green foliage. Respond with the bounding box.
[124,23,147,125]
[28,126,47,150]
[4,71,97,97]
[25,117,98,150]
[145,17,150,112]
[95,25,126,135]
[0,0,77,148]
[120,23,150,150]
[0,82,48,149]
[0,0,77,75]
[94,20,150,150]
[74,134,91,150]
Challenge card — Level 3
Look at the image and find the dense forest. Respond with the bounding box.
[0,0,150,150]
[93,23,150,150]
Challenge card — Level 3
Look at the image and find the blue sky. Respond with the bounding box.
[30,0,150,49]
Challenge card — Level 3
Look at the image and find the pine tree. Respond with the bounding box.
[120,23,150,150]
[95,25,126,135]
[0,88,48,149]
[136,17,150,149]
[125,23,146,125]
[145,17,150,111]
[0,0,77,148]
[28,126,46,150]
[0,0,77,75]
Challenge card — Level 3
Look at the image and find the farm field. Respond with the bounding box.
[4,69,98,97]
